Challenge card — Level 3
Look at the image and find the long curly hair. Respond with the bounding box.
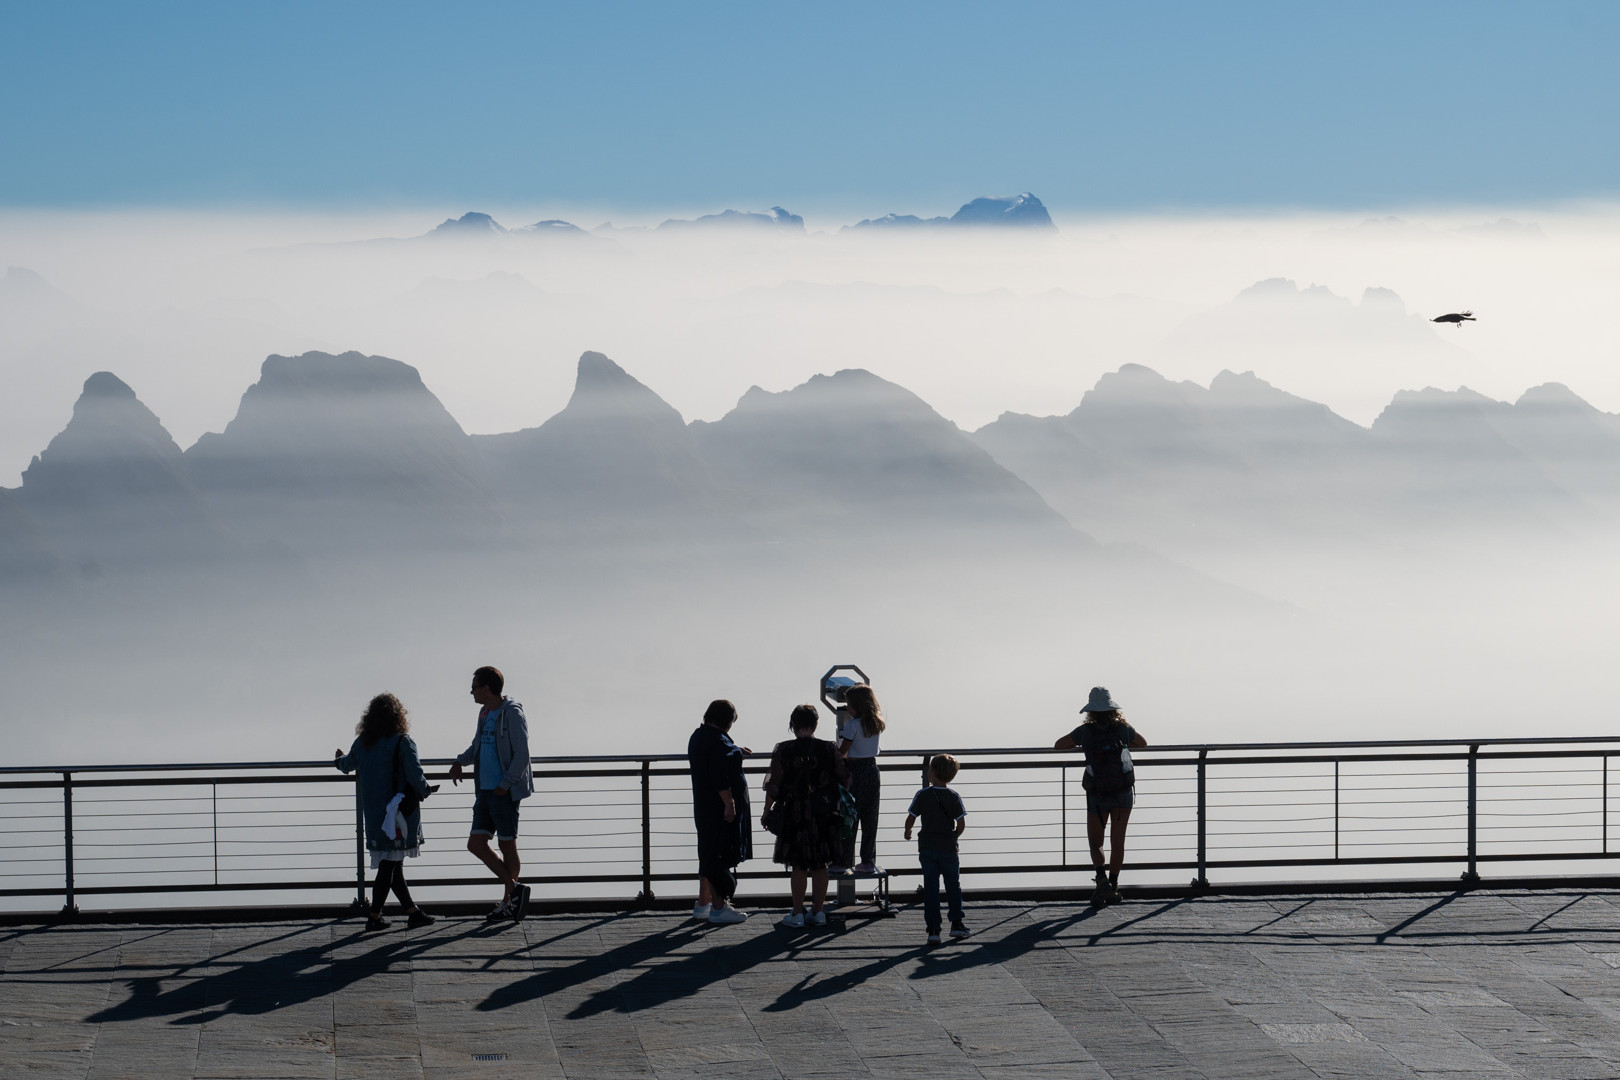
[356,693,410,746]
[1083,709,1127,727]
[845,684,885,738]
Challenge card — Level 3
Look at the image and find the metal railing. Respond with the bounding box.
[3,736,1619,914]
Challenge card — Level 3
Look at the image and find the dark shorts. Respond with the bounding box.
[1087,788,1135,816]
[471,788,521,840]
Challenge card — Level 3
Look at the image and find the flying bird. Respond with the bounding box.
[1432,310,1476,326]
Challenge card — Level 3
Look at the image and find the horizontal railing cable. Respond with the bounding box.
[4,735,1620,913]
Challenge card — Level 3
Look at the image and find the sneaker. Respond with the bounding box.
[926,931,942,945]
[692,902,712,921]
[511,882,532,922]
[810,910,827,927]
[778,912,805,929]
[950,921,970,938]
[365,914,390,931]
[1089,873,1109,908]
[1105,881,1124,905]
[485,900,513,922]
[708,904,748,925]
[407,908,436,929]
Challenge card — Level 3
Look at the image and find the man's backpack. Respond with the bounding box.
[1081,728,1135,795]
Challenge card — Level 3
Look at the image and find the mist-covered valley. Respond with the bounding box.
[4,200,1620,765]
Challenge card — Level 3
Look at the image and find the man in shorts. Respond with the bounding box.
[450,665,533,921]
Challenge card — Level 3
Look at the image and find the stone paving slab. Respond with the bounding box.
[6,891,1620,1078]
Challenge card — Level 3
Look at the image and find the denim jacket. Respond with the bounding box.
[455,697,533,801]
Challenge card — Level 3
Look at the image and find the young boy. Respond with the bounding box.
[904,754,969,944]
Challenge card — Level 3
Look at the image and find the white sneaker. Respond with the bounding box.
[692,902,712,921]
[810,910,827,927]
[708,905,748,925]
[778,912,805,929]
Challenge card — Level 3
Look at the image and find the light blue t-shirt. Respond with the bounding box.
[479,708,501,790]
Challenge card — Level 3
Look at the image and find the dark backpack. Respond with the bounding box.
[1081,727,1135,795]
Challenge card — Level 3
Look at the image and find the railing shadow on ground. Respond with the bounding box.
[0,890,1603,1027]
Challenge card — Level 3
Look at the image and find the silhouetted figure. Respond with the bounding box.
[905,753,969,944]
[448,666,533,923]
[762,704,849,928]
[335,693,436,931]
[689,699,753,925]
[1431,310,1476,326]
[835,684,886,874]
[1054,687,1148,906]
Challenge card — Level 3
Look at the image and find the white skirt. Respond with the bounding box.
[370,845,421,869]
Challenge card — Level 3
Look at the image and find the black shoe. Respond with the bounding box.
[512,883,531,923]
[1105,881,1124,905]
[485,900,513,922]
[407,908,436,929]
[1089,873,1109,908]
[949,921,970,938]
[365,914,390,931]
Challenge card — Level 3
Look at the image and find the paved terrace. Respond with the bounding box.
[5,890,1620,1079]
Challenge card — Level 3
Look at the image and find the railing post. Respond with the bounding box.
[1193,749,1209,890]
[1333,759,1340,861]
[1060,763,1068,868]
[639,759,654,904]
[1462,743,1480,884]
[353,775,367,908]
[61,771,77,916]
[1604,754,1609,856]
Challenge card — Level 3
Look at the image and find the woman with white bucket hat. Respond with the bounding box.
[1055,687,1148,906]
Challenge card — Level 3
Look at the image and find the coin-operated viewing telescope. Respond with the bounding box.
[820,664,869,714]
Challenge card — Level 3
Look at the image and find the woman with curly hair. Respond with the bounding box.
[336,693,435,931]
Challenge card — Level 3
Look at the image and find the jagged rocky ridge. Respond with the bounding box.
[973,363,1620,553]
[8,351,1620,582]
[409,193,1055,240]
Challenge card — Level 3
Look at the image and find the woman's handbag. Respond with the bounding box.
[836,785,859,840]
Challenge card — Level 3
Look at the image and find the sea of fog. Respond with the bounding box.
[5,204,1620,768]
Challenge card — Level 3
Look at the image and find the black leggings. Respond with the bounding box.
[843,758,881,867]
[371,859,415,914]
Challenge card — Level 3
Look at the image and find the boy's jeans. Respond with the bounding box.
[919,849,963,932]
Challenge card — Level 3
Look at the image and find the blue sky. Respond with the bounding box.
[3,1,1617,214]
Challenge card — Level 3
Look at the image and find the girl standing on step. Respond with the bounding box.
[836,684,886,874]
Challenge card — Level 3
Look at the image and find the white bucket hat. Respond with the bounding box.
[1081,686,1121,713]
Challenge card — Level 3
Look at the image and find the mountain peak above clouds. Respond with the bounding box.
[845,192,1055,232]
[18,372,233,568]
[657,207,805,231]
[565,351,686,423]
[692,367,1075,541]
[475,351,729,526]
[845,213,951,230]
[184,351,489,552]
[949,192,1054,229]
[517,219,586,234]
[430,211,507,236]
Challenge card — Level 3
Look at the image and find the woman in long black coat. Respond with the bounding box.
[688,699,753,925]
